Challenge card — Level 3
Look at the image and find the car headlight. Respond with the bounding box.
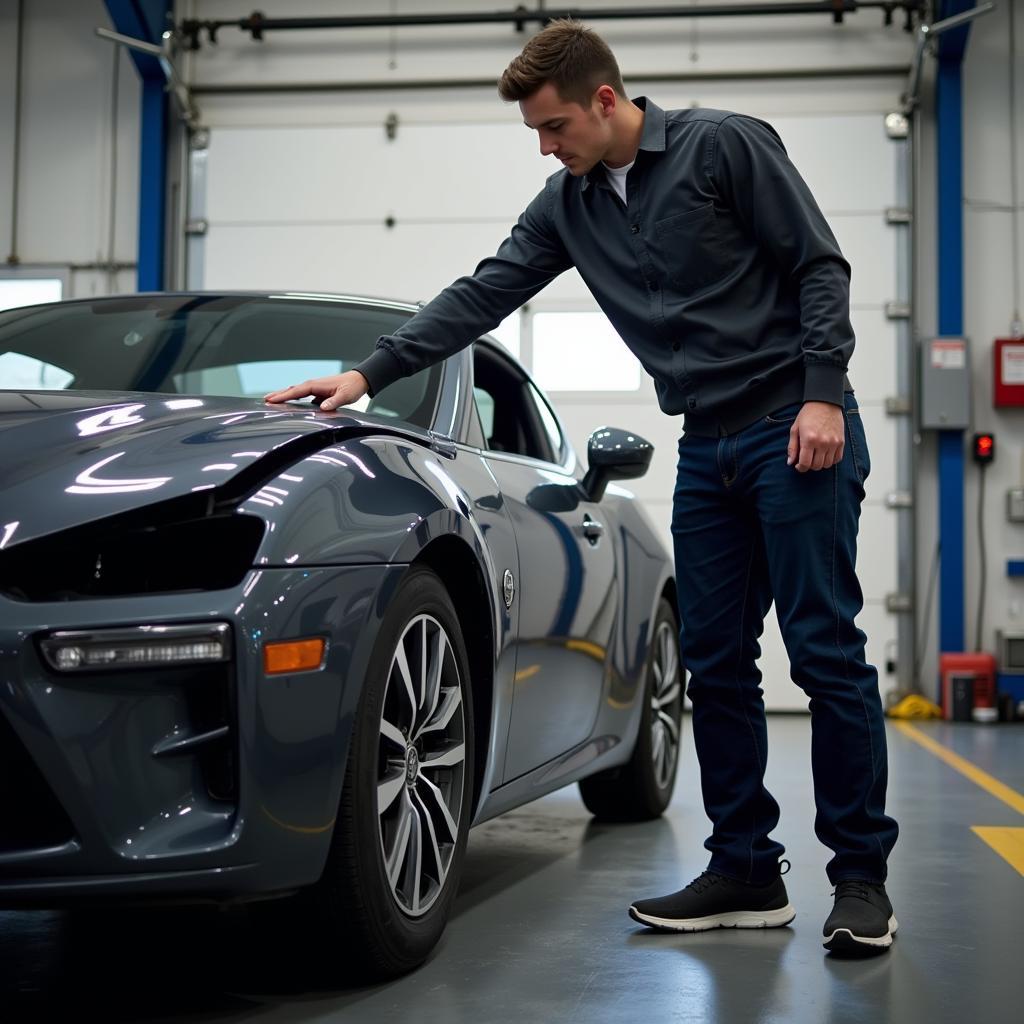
[39,623,232,672]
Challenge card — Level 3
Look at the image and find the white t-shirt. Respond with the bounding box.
[602,158,635,205]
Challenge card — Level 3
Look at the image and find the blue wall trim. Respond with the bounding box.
[934,0,975,675]
[137,79,167,291]
[103,0,172,291]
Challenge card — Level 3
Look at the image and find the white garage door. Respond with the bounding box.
[197,104,900,712]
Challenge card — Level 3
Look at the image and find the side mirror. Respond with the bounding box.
[581,427,654,502]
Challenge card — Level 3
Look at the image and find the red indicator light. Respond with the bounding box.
[972,433,995,465]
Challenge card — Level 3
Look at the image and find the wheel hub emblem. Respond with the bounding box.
[405,747,419,785]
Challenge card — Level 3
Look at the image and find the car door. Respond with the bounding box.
[471,343,617,784]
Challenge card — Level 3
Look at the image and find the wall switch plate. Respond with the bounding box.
[1008,488,1024,523]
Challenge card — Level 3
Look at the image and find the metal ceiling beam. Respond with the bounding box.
[179,2,926,49]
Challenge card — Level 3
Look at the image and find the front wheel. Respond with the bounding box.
[578,597,682,821]
[314,566,475,979]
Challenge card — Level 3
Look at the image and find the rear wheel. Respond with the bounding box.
[313,566,474,979]
[578,597,682,821]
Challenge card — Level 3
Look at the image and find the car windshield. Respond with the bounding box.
[0,294,441,428]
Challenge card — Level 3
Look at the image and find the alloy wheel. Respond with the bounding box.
[649,619,681,790]
[376,614,466,917]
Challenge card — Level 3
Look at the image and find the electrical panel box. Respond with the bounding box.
[920,337,971,429]
[994,337,1024,407]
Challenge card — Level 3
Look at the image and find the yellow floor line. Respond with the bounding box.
[971,827,1024,876]
[892,721,1024,816]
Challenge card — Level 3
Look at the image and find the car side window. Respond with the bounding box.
[471,345,554,463]
[465,387,489,448]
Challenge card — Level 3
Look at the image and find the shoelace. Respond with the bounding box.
[687,861,791,892]
[832,879,875,902]
[684,871,724,895]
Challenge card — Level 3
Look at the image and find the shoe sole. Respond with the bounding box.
[823,915,899,955]
[628,904,796,932]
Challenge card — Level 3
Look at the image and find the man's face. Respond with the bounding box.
[520,82,612,176]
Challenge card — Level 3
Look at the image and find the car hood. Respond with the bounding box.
[0,391,416,550]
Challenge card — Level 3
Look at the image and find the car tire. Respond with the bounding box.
[578,597,682,822]
[313,565,475,979]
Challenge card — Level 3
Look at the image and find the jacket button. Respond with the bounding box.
[688,398,697,410]
[630,224,640,234]
[672,341,680,351]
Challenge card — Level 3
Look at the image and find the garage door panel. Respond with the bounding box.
[830,216,896,308]
[771,114,896,213]
[206,221,541,300]
[208,124,551,224]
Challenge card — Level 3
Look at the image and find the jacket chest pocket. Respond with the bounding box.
[653,203,724,297]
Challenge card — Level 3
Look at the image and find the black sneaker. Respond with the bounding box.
[629,869,796,932]
[822,880,898,955]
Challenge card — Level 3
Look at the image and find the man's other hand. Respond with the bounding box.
[787,401,845,473]
[264,370,369,412]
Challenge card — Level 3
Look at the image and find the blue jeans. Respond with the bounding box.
[671,393,898,885]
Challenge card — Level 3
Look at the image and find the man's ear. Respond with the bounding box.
[594,84,617,118]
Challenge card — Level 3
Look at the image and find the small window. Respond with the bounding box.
[0,277,64,312]
[0,352,74,390]
[532,311,642,392]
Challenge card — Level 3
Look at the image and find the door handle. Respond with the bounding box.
[582,515,604,542]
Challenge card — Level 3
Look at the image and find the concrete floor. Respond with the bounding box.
[1,716,1021,1023]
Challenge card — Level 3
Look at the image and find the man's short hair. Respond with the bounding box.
[498,19,626,107]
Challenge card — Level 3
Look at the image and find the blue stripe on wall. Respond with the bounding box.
[103,1,172,292]
[934,0,974,676]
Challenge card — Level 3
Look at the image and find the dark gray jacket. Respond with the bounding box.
[355,98,854,436]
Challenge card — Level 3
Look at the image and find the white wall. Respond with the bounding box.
[914,0,1024,698]
[0,0,140,299]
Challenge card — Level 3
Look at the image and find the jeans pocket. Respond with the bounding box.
[844,406,870,484]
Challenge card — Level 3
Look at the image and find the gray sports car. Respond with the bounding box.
[0,292,682,978]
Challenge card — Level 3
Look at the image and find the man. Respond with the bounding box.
[266,19,899,957]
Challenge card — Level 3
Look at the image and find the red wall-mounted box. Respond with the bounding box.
[994,337,1024,407]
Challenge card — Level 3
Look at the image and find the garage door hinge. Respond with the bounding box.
[885,207,912,225]
[885,490,913,509]
[385,112,399,141]
[885,396,912,416]
[185,218,209,236]
[885,302,911,321]
[885,592,913,613]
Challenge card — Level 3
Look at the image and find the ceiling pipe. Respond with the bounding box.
[179,2,926,50]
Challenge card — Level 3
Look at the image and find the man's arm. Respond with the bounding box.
[711,114,851,471]
[265,183,572,411]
